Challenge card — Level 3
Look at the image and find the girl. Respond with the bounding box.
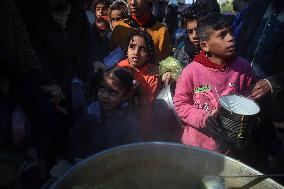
[173,13,256,154]
[117,30,160,104]
[70,67,140,159]
[109,0,129,29]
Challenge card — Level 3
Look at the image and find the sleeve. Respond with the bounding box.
[173,68,210,129]
[157,27,171,62]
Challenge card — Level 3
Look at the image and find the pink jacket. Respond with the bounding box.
[173,57,255,152]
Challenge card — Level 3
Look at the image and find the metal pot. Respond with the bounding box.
[50,142,284,189]
[218,94,260,149]
[155,83,183,127]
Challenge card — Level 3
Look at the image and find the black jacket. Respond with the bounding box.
[236,0,284,97]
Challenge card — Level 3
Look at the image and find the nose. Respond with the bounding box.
[133,47,139,56]
[192,30,197,39]
[227,32,234,42]
[99,90,109,100]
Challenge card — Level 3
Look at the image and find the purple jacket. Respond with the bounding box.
[173,57,255,152]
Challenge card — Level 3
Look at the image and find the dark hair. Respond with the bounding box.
[92,0,110,8]
[195,0,220,13]
[182,2,217,23]
[126,30,155,64]
[109,1,129,18]
[197,13,231,41]
[102,67,134,93]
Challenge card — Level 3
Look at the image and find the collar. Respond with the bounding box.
[131,12,154,27]
[194,51,234,70]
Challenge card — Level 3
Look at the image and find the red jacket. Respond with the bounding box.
[117,59,160,104]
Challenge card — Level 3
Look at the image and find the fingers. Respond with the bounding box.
[55,105,68,115]
[162,72,172,86]
[249,90,263,99]
[249,79,271,99]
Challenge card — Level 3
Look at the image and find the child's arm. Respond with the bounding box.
[173,69,210,130]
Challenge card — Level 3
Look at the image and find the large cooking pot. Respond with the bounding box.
[50,142,284,189]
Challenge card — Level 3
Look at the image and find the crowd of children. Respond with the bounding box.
[0,0,284,187]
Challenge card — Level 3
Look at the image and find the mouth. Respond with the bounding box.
[99,100,110,108]
[131,56,139,63]
[192,40,199,45]
[226,45,235,51]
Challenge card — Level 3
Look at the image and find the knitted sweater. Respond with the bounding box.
[173,57,255,152]
[110,17,171,63]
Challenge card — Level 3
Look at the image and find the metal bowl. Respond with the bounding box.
[155,83,183,127]
[50,142,284,189]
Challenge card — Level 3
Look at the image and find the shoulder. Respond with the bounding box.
[117,59,130,67]
[148,21,168,33]
[178,61,200,81]
[231,56,253,71]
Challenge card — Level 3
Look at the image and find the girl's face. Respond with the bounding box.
[98,77,129,112]
[201,27,235,63]
[127,35,149,68]
[186,20,199,47]
[110,10,123,28]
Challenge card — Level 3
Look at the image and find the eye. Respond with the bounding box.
[109,90,117,96]
[218,31,228,39]
[129,44,135,49]
[140,47,147,52]
[188,29,194,34]
[98,86,105,92]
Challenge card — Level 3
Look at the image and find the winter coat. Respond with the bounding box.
[117,59,160,104]
[70,101,141,159]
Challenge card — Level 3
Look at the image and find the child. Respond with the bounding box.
[117,30,160,104]
[70,67,140,159]
[92,0,110,19]
[173,13,255,154]
[94,16,111,39]
[174,2,216,67]
[109,0,129,29]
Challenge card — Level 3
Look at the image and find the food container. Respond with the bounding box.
[218,94,260,149]
[50,142,283,189]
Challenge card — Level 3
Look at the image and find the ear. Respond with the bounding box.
[200,41,210,53]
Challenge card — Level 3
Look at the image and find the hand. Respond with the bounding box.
[40,85,67,114]
[249,79,272,100]
[162,72,173,86]
[50,95,68,114]
[25,148,38,167]
[204,109,222,137]
[40,85,65,98]
[273,121,284,129]
[93,61,106,72]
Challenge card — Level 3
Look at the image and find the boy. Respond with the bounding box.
[92,0,110,19]
[173,13,255,154]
